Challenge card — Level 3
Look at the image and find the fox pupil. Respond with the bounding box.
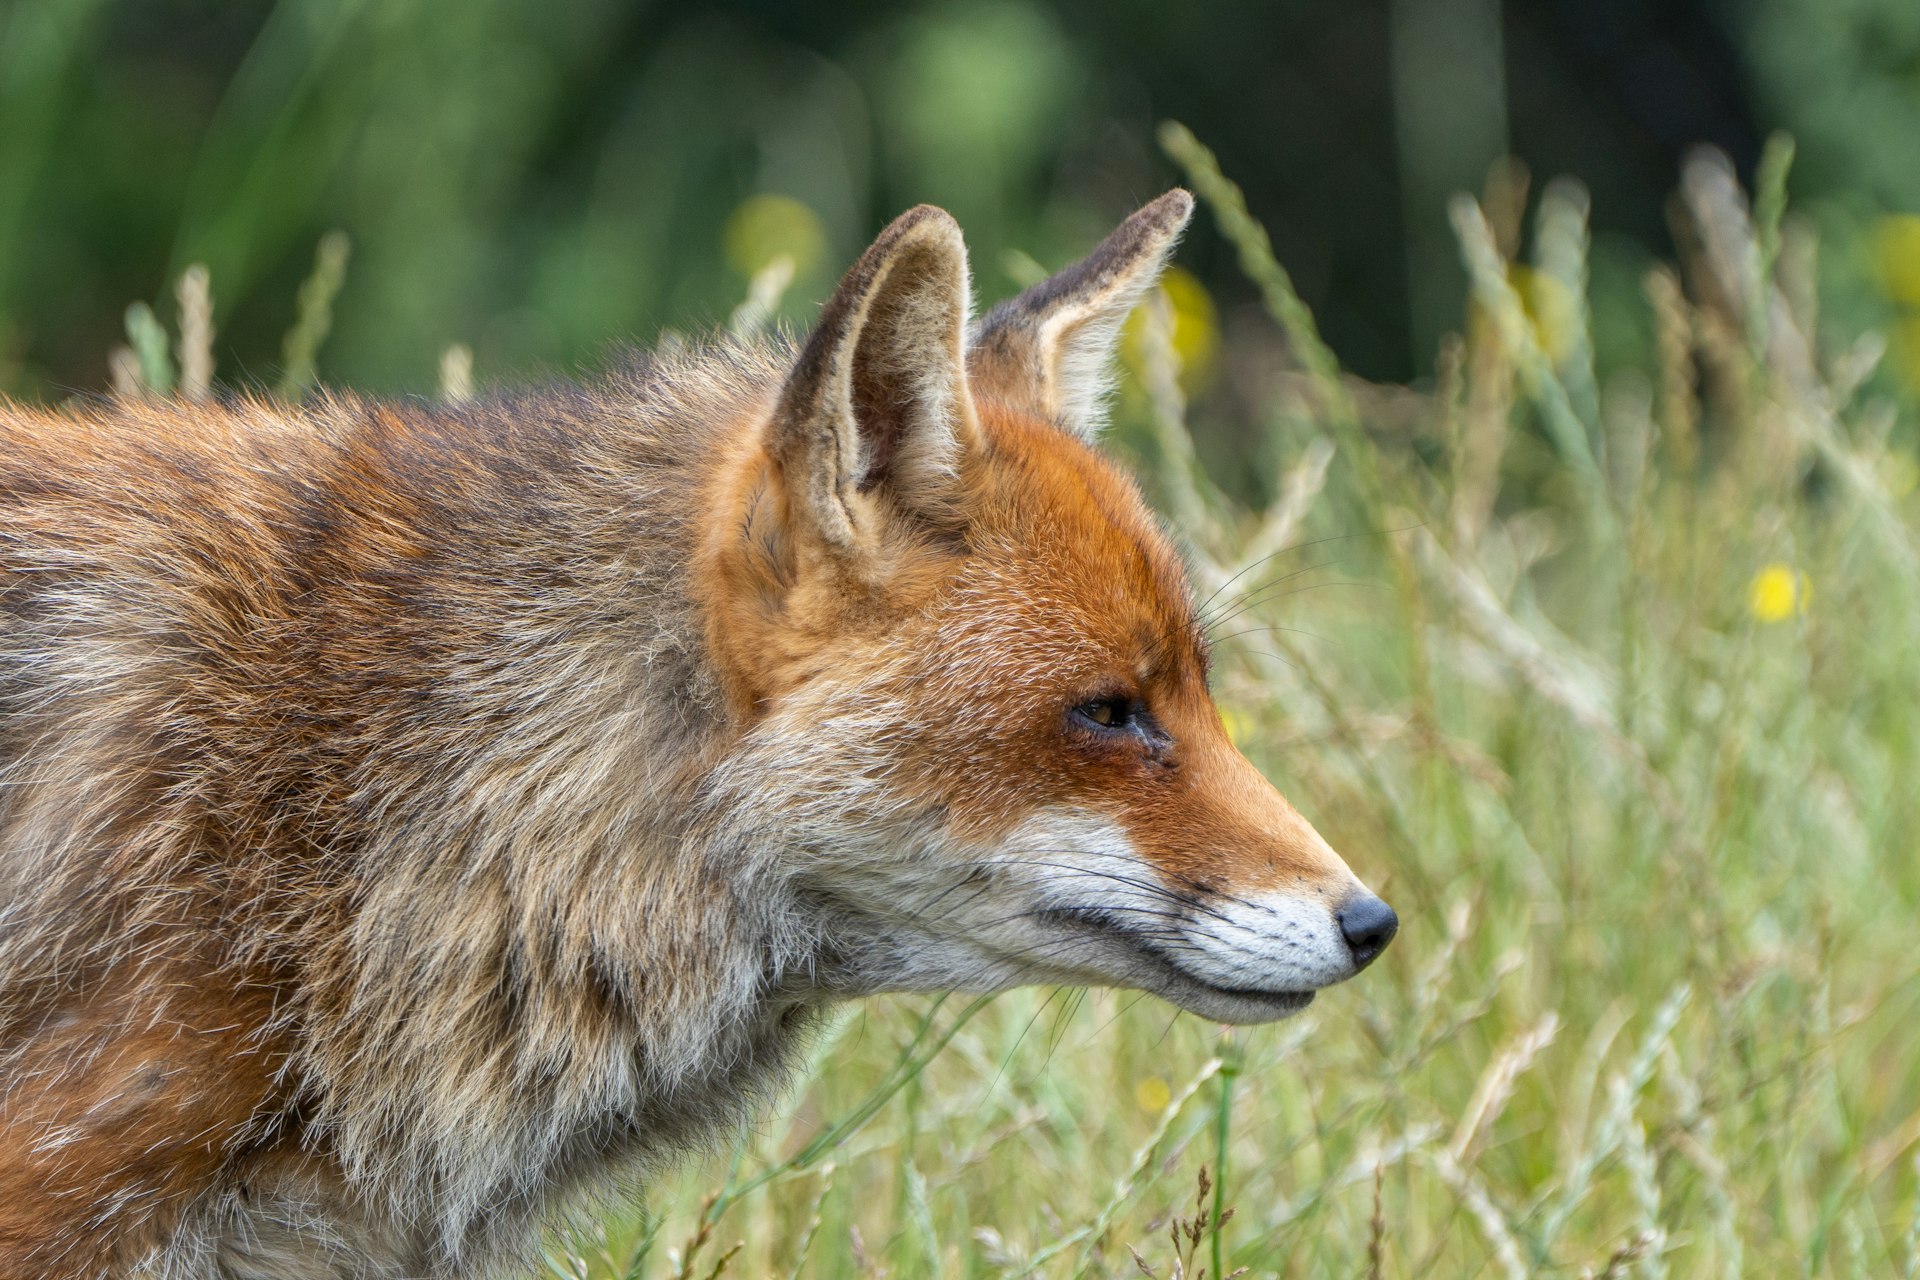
[1077,697,1133,729]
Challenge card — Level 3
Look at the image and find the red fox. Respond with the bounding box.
[0,191,1395,1277]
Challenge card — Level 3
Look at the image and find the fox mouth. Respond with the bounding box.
[1031,906,1317,1019]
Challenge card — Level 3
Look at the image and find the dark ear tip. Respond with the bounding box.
[851,204,968,287]
[1138,188,1195,234]
[877,204,965,251]
[896,202,958,223]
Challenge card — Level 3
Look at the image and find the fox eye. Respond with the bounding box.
[1073,696,1137,731]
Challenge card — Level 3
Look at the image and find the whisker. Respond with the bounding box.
[1191,528,1377,619]
[1196,553,1356,628]
[1202,578,1385,637]
[1208,623,1330,648]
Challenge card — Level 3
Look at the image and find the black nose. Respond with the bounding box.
[1337,895,1398,970]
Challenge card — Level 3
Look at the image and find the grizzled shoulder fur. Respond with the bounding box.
[0,339,814,1274]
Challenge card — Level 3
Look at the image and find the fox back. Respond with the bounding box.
[0,193,1396,1278]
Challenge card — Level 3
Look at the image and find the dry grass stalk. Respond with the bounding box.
[1580,1231,1659,1280]
[1365,1163,1385,1280]
[1411,900,1473,1021]
[1450,316,1514,543]
[1423,1147,1528,1280]
[1622,1118,1668,1280]
[108,344,144,399]
[728,254,796,340]
[1658,1046,1740,1279]
[1137,287,1210,541]
[1901,1154,1920,1280]
[1480,157,1530,261]
[1159,121,1356,436]
[278,230,351,401]
[847,1224,883,1279]
[1533,176,1599,424]
[1127,1167,1248,1280]
[667,1192,743,1280]
[175,264,214,402]
[1449,1011,1561,1164]
[1025,1056,1223,1276]
[1543,985,1691,1251]
[1412,528,1614,734]
[439,342,475,404]
[1643,266,1699,472]
[1219,435,1335,609]
[780,1162,836,1280]
[1450,194,1606,511]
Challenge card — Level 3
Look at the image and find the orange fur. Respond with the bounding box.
[0,192,1392,1277]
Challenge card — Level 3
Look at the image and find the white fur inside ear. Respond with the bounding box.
[849,249,973,500]
[968,192,1191,441]
[1038,283,1151,440]
[799,217,976,547]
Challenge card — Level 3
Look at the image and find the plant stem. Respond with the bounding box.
[1212,1029,1239,1280]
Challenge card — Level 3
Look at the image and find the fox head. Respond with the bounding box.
[699,191,1395,1024]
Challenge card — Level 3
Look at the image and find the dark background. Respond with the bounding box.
[1,0,1912,409]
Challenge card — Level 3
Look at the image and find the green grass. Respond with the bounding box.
[114,130,1920,1280]
[530,134,1920,1279]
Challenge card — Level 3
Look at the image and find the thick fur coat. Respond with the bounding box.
[0,193,1395,1277]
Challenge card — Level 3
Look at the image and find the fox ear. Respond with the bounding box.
[771,205,976,552]
[969,189,1193,440]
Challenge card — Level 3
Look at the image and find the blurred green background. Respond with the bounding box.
[6,0,1920,417]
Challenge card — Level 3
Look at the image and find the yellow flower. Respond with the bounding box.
[723,194,827,279]
[1122,266,1220,390]
[1748,563,1810,623]
[1510,264,1579,366]
[1134,1075,1172,1113]
[1216,703,1250,748]
[1871,214,1920,308]
[1872,217,1920,394]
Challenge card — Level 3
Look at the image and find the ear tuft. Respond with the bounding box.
[969,190,1193,440]
[772,205,975,552]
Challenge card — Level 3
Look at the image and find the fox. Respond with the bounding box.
[0,190,1397,1278]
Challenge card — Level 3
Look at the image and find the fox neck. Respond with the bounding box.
[268,371,888,1257]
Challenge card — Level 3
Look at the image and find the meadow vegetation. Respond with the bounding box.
[112,128,1920,1279]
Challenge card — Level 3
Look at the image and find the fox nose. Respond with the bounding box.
[1337,895,1398,970]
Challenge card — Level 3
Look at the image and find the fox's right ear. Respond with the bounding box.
[769,205,977,557]
[969,189,1193,440]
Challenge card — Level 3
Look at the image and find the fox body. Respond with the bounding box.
[0,193,1395,1277]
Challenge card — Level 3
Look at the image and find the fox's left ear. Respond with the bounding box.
[969,189,1193,440]
[770,205,976,555]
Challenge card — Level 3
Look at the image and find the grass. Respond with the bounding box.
[111,131,1920,1279]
